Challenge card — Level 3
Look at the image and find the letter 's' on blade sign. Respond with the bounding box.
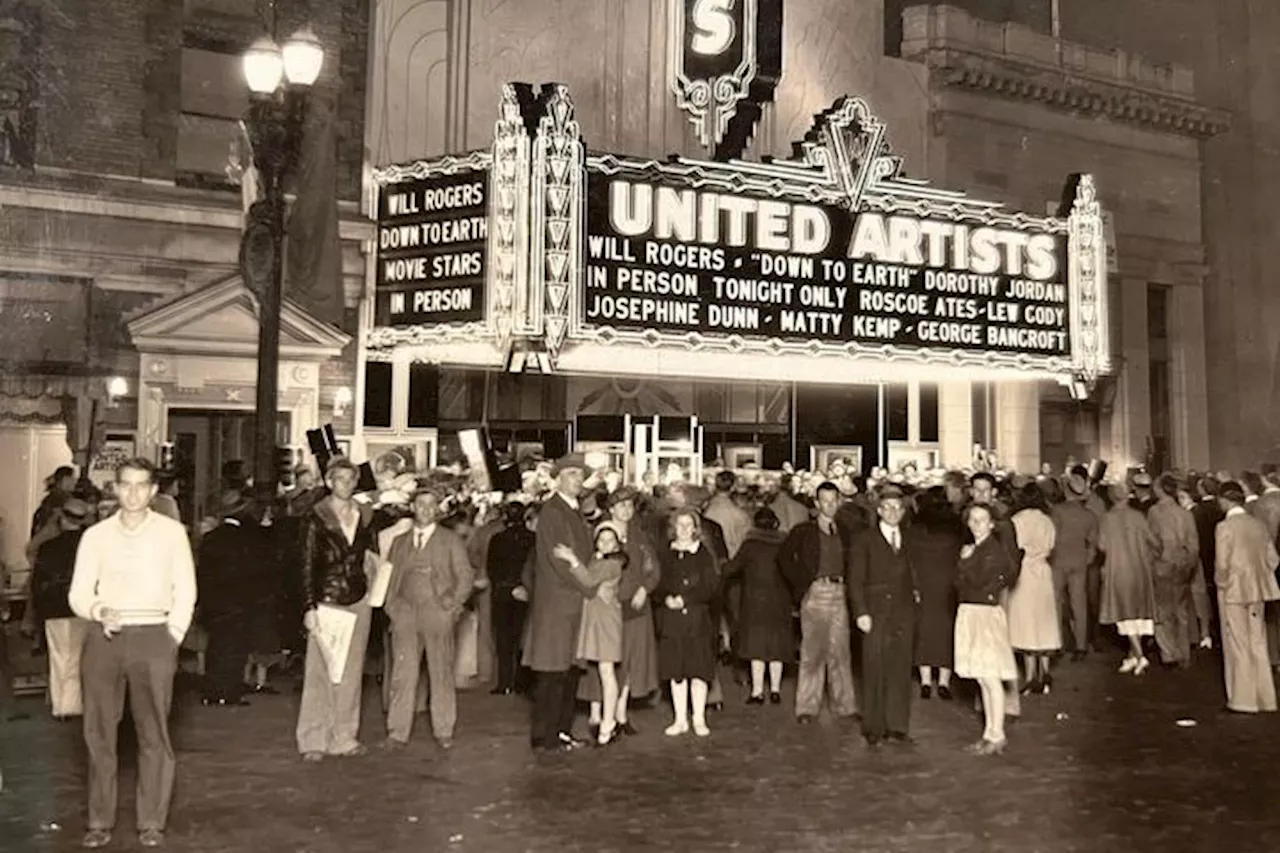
[669,0,784,159]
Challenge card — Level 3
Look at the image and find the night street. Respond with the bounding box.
[2,653,1276,853]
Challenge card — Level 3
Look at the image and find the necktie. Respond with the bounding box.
[888,527,899,551]
[415,531,426,549]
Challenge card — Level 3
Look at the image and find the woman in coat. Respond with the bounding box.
[908,487,964,701]
[656,507,719,737]
[1007,483,1061,694]
[954,502,1021,755]
[1099,482,1159,675]
[723,506,791,705]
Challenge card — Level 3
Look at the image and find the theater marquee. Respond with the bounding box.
[367,85,1111,397]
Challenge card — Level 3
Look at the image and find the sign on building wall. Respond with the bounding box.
[374,165,490,328]
[367,85,1111,397]
[582,171,1070,359]
[669,0,784,156]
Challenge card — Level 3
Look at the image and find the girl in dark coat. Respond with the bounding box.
[909,488,964,700]
[723,507,791,704]
[656,507,719,737]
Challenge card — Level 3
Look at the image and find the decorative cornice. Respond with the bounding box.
[919,47,1231,139]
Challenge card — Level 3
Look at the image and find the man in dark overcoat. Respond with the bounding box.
[523,454,594,752]
[847,485,919,748]
[197,491,276,706]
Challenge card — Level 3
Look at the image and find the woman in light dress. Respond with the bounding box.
[1007,483,1061,694]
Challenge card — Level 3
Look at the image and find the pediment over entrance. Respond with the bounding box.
[127,277,350,361]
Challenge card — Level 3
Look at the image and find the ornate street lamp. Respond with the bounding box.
[239,26,324,501]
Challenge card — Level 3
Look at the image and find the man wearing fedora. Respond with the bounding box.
[523,453,594,752]
[31,497,95,719]
[1050,473,1099,661]
[197,490,276,707]
[1148,474,1201,668]
[848,485,920,748]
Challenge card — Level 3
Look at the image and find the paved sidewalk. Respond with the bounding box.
[1,651,1277,852]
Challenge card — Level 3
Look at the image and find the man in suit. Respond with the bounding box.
[847,485,919,748]
[382,488,474,750]
[523,454,594,752]
[1050,474,1099,661]
[779,481,857,724]
[1192,476,1225,649]
[197,490,276,707]
[1148,474,1201,668]
[1216,481,1280,713]
[1248,471,1280,670]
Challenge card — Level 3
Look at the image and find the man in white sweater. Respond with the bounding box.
[69,458,197,849]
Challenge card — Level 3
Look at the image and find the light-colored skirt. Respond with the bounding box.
[1006,560,1062,652]
[575,594,623,664]
[954,603,1018,681]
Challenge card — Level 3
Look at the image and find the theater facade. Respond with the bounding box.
[354,0,1221,480]
[359,75,1107,480]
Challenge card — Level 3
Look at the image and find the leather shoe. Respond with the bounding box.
[937,685,953,701]
[490,687,513,696]
[919,685,932,700]
[138,828,164,848]
[709,702,724,712]
[745,694,766,706]
[769,692,782,705]
[619,721,638,736]
[864,736,882,750]
[558,732,588,749]
[81,829,112,849]
[796,714,816,725]
[887,732,915,746]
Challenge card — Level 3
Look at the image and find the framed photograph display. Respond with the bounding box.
[810,445,863,475]
[720,443,763,470]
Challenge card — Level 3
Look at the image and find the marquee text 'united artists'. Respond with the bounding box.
[580,179,1071,354]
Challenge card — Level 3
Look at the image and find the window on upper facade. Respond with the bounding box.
[0,277,89,365]
[177,47,248,186]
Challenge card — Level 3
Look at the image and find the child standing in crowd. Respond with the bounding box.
[656,508,719,737]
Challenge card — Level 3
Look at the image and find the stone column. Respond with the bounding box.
[937,380,973,468]
[995,380,1041,474]
[1105,279,1151,470]
[1169,280,1210,469]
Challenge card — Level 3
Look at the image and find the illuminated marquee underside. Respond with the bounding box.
[366,87,1111,393]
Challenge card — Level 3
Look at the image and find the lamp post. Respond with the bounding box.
[239,26,324,502]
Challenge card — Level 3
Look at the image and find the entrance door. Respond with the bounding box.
[167,408,290,522]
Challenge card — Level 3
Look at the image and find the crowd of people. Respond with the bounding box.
[5,449,1280,848]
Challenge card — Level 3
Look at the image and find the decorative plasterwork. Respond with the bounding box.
[127,277,350,360]
[921,49,1230,139]
[529,84,584,355]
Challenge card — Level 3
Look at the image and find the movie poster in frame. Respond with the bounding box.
[720,443,763,470]
[810,445,863,476]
